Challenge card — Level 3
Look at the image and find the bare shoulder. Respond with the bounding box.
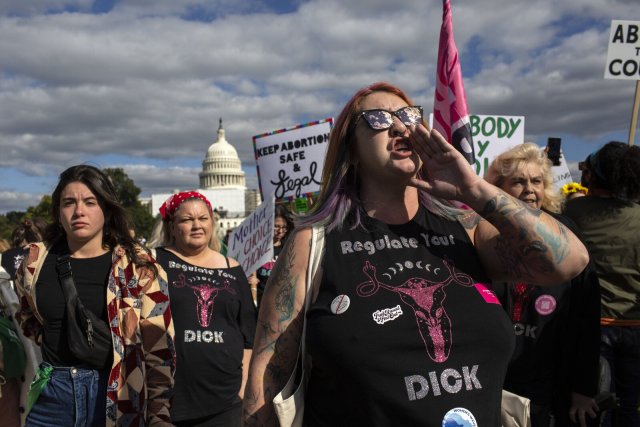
[455,211,488,244]
[276,227,313,272]
[288,227,313,250]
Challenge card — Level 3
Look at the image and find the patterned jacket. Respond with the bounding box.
[15,242,176,427]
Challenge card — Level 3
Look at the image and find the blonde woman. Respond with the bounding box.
[486,143,600,427]
[154,191,257,426]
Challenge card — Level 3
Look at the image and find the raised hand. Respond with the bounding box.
[407,125,481,201]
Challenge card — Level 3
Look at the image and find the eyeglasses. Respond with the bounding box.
[355,106,423,131]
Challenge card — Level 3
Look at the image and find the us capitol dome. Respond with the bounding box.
[199,118,246,189]
[148,118,261,234]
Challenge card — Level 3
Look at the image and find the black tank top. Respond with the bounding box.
[305,206,514,426]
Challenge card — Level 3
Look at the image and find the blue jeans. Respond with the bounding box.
[25,363,109,427]
[600,326,640,427]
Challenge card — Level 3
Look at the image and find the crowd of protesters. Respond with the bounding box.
[0,82,638,427]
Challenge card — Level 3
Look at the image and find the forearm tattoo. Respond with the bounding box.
[243,237,308,426]
[457,211,483,229]
[480,192,570,281]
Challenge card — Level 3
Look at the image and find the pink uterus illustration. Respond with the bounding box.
[357,259,472,363]
[173,273,236,327]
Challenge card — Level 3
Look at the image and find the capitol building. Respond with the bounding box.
[147,119,261,234]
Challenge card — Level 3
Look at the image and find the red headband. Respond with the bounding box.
[159,191,213,220]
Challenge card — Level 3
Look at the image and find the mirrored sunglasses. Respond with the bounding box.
[356,106,423,130]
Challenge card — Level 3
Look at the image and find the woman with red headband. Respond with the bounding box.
[154,191,257,426]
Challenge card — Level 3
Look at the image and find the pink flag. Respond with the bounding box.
[433,0,475,165]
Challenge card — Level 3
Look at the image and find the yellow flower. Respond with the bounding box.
[561,182,588,196]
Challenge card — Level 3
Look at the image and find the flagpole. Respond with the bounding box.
[629,80,640,146]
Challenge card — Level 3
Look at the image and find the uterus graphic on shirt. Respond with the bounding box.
[510,282,533,322]
[356,259,472,363]
[172,273,236,327]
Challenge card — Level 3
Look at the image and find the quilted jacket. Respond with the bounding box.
[15,242,176,427]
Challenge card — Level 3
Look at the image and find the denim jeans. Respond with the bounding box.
[25,363,109,427]
[600,326,640,427]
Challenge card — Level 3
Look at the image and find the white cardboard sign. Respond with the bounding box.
[253,119,332,201]
[605,20,640,81]
[430,113,526,178]
[226,196,275,275]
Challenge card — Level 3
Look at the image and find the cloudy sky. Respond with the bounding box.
[1,0,638,213]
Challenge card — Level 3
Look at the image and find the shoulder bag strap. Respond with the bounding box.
[55,254,80,305]
[300,226,325,366]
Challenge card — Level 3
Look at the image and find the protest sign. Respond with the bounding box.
[604,20,640,80]
[470,114,525,177]
[604,20,640,145]
[253,118,332,202]
[226,196,275,275]
[549,151,573,191]
[431,113,525,178]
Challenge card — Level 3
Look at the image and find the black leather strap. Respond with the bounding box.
[55,253,79,303]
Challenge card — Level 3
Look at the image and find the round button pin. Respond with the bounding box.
[535,294,557,315]
[331,295,350,315]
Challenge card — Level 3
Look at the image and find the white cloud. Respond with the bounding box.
[0,0,638,213]
[0,191,47,213]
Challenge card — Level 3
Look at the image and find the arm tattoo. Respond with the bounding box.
[243,236,310,426]
[480,192,570,281]
[255,241,298,357]
[457,211,483,229]
[535,220,569,263]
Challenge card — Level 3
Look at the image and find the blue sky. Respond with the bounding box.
[0,0,638,213]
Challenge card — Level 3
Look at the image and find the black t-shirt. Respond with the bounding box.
[154,248,257,421]
[35,244,112,369]
[305,206,514,427]
[2,246,28,281]
[493,211,601,411]
[493,279,572,405]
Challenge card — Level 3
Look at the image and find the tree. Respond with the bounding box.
[0,214,14,241]
[104,168,140,207]
[25,195,52,221]
[103,168,155,239]
[0,211,27,241]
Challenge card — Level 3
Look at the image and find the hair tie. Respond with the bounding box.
[159,191,213,220]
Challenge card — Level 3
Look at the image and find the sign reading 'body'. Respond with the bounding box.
[430,113,525,178]
[469,114,525,178]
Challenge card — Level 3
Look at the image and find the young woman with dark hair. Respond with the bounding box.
[15,164,176,427]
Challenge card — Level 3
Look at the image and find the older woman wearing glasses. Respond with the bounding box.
[243,82,590,426]
[247,204,294,308]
